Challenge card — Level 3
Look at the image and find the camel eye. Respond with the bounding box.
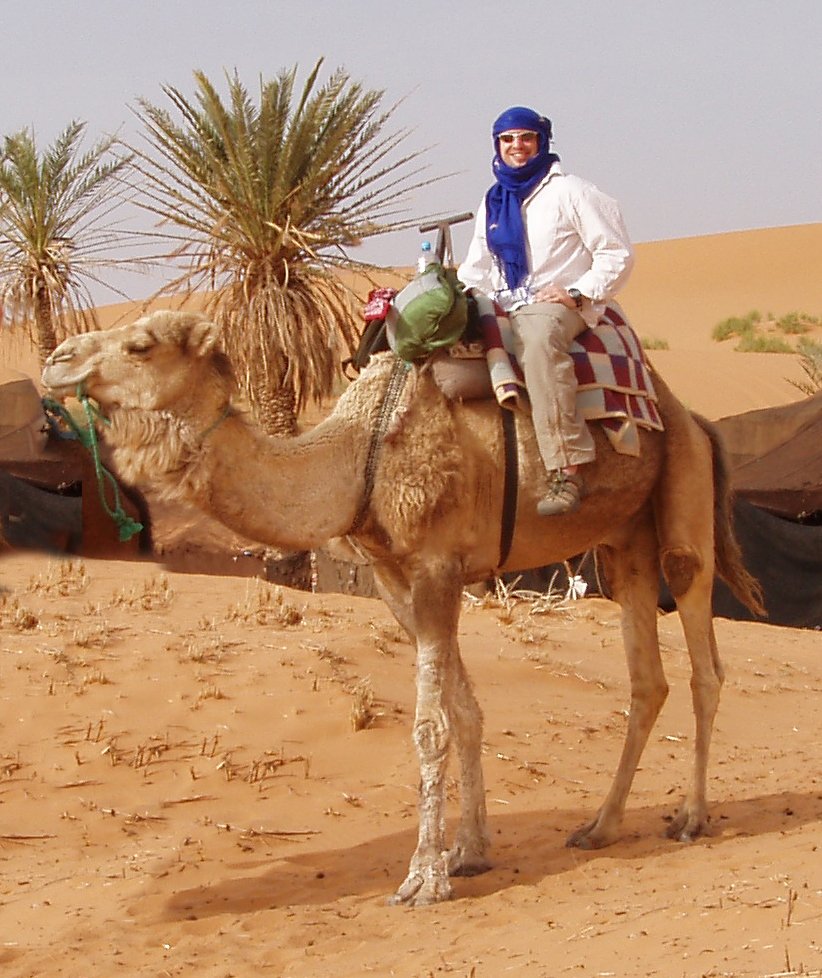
[124,338,154,356]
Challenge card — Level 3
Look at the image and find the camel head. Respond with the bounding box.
[42,311,231,414]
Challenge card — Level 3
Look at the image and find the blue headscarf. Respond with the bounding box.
[485,106,559,290]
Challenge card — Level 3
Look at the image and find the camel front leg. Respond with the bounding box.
[388,554,475,906]
[375,558,490,891]
[372,560,416,643]
[567,516,668,849]
[445,648,491,879]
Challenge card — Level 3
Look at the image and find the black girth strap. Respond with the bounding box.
[499,406,518,569]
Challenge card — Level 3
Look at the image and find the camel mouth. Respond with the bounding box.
[41,361,93,395]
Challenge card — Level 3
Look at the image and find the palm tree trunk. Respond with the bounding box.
[254,376,298,437]
[33,280,59,366]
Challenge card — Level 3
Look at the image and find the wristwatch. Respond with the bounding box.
[567,288,585,309]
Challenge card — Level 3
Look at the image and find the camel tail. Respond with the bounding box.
[693,414,767,617]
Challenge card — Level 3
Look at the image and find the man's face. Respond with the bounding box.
[498,130,539,168]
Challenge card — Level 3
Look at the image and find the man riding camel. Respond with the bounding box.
[459,105,634,516]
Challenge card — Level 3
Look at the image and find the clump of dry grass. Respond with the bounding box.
[179,633,233,665]
[0,597,40,631]
[248,750,311,783]
[369,619,407,656]
[309,642,348,667]
[349,677,377,731]
[110,573,174,611]
[27,559,89,596]
[195,682,226,705]
[0,756,24,780]
[224,582,304,627]
[71,620,114,649]
[80,668,112,687]
[465,575,572,626]
[522,647,610,688]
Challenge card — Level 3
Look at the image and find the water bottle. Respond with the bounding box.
[417,240,434,273]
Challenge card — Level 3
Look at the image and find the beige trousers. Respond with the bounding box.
[509,301,595,472]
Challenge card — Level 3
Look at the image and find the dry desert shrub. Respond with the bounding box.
[178,632,237,665]
[349,677,377,731]
[790,337,822,395]
[110,573,174,611]
[369,619,407,655]
[0,597,40,631]
[27,559,89,596]
[194,682,227,707]
[70,620,114,649]
[224,581,304,627]
[465,575,571,626]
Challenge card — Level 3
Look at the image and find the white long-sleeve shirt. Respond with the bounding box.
[458,162,634,327]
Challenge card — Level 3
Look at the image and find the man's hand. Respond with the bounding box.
[534,285,578,309]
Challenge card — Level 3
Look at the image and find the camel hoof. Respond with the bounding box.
[447,842,491,878]
[665,809,710,842]
[447,851,492,878]
[388,870,452,907]
[565,819,618,850]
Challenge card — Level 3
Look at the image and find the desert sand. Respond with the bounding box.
[0,554,820,978]
[1,224,821,977]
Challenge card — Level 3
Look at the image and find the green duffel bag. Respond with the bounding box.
[385,261,468,362]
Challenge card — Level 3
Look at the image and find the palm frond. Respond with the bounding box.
[0,121,149,356]
[131,62,443,429]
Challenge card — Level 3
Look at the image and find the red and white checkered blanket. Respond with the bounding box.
[468,292,663,456]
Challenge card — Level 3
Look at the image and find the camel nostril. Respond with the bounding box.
[48,348,75,365]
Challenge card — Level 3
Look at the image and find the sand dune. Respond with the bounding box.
[2,223,820,419]
[622,223,822,349]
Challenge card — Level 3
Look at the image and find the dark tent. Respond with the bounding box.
[709,394,822,629]
[709,497,822,628]
[715,391,822,522]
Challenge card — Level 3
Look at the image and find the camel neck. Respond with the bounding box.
[189,409,363,550]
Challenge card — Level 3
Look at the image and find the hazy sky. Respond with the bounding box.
[3,0,820,300]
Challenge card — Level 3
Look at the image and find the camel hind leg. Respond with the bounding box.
[567,508,669,849]
[666,569,723,840]
[654,384,729,841]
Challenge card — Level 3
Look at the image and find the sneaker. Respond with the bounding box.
[536,471,583,517]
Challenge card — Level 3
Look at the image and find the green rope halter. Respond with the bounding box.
[41,387,144,543]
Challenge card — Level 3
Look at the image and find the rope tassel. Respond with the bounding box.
[41,390,144,543]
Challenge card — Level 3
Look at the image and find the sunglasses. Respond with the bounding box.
[499,131,538,144]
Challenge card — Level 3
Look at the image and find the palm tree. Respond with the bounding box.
[132,60,434,435]
[0,122,136,365]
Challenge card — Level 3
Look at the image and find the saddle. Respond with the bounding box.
[400,293,663,455]
[351,293,663,568]
[353,290,663,456]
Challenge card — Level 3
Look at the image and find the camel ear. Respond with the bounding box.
[182,315,222,359]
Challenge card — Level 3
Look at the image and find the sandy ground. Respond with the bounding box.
[0,552,820,978]
[1,225,821,976]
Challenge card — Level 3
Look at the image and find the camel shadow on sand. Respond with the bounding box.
[161,788,822,919]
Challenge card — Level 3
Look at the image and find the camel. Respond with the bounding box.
[42,310,763,906]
